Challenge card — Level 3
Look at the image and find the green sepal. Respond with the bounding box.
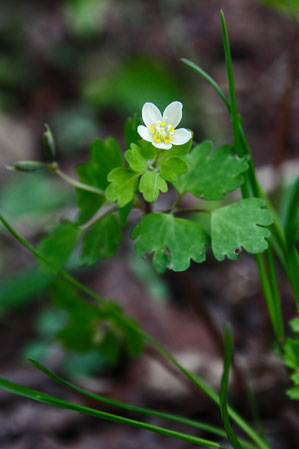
[211,198,273,261]
[81,214,122,265]
[125,144,147,173]
[131,213,209,273]
[160,157,188,183]
[139,171,168,202]
[105,167,139,207]
[175,141,249,200]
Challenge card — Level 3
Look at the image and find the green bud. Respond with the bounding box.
[10,161,47,173]
[42,124,56,161]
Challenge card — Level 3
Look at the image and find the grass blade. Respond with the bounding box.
[220,328,244,449]
[0,376,227,449]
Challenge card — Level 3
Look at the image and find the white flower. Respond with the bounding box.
[137,101,192,150]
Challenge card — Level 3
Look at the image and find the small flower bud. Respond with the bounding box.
[8,161,47,173]
[42,124,56,162]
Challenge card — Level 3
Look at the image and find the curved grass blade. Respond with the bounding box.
[0,212,270,449]
[28,359,256,449]
[0,376,227,449]
[181,58,231,112]
[220,328,244,449]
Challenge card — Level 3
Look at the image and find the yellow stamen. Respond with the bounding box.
[170,126,174,132]
[164,136,173,143]
[150,124,155,133]
[154,135,161,142]
[161,121,166,126]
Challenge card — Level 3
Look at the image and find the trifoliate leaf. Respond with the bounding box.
[105,167,139,207]
[76,137,123,190]
[211,198,273,261]
[131,213,209,273]
[38,221,81,272]
[175,141,249,200]
[160,157,188,183]
[139,171,168,202]
[81,214,122,265]
[124,115,143,148]
[125,144,147,173]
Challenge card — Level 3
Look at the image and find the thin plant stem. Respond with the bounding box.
[0,212,271,449]
[53,166,104,196]
[80,203,117,231]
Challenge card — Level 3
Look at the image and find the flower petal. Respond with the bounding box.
[152,141,172,150]
[137,125,153,142]
[142,103,162,128]
[162,101,182,128]
[172,128,192,145]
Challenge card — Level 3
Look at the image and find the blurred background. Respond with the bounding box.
[0,0,298,448]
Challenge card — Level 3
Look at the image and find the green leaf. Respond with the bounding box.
[284,337,299,370]
[131,213,209,273]
[138,140,158,160]
[38,221,81,272]
[81,214,122,265]
[211,199,273,261]
[76,189,106,224]
[105,168,139,207]
[175,141,249,200]
[139,171,168,203]
[290,317,299,333]
[124,115,143,148]
[76,137,123,191]
[160,136,193,158]
[160,157,188,183]
[125,144,147,173]
[51,280,144,359]
[75,137,123,223]
[287,386,299,400]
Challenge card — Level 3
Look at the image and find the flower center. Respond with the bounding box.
[150,121,175,143]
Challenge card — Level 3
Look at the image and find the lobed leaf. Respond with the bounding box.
[160,157,188,183]
[125,144,147,173]
[38,221,81,272]
[175,141,249,200]
[75,137,123,222]
[81,214,122,265]
[124,115,143,148]
[131,213,209,273]
[105,167,139,207]
[211,198,273,261]
[139,171,168,203]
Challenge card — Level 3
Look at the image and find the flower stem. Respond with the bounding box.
[51,165,104,196]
